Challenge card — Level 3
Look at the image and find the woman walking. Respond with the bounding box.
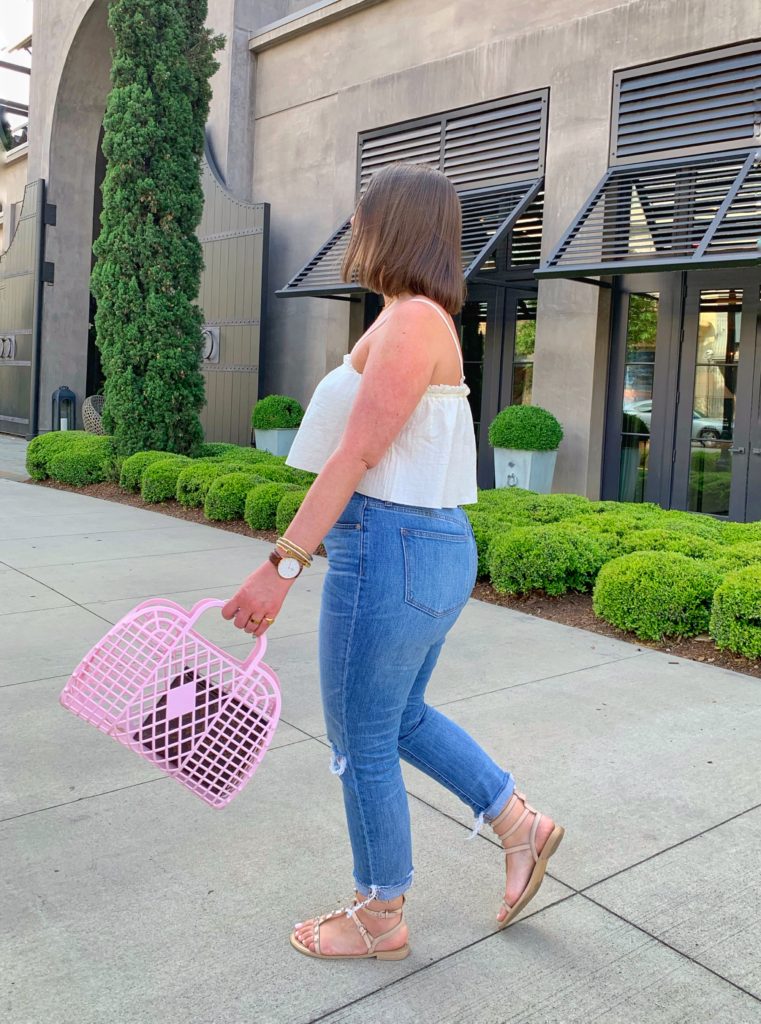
[222,162,564,961]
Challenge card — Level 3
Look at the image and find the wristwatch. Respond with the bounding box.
[269,548,304,579]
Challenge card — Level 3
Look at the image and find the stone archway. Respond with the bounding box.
[39,0,112,430]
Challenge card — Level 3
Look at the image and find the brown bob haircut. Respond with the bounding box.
[341,162,466,316]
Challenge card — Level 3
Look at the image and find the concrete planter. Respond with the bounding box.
[253,427,299,457]
[493,447,558,493]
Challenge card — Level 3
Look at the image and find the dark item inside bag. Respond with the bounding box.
[133,667,272,798]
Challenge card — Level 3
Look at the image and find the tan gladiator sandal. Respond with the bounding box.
[492,790,565,929]
[289,896,410,961]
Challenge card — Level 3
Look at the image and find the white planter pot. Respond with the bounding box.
[493,447,558,493]
[254,427,299,457]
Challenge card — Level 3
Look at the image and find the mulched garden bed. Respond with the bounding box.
[29,477,761,679]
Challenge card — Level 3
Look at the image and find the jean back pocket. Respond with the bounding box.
[401,526,476,618]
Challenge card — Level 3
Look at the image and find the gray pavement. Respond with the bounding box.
[1,475,760,1024]
[0,433,31,481]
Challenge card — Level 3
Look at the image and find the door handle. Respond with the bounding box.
[728,446,746,454]
[753,448,761,456]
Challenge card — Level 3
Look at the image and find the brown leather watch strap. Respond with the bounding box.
[269,549,303,577]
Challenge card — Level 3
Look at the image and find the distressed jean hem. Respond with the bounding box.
[353,869,414,901]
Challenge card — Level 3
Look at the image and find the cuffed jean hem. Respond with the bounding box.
[484,772,517,822]
[353,869,414,901]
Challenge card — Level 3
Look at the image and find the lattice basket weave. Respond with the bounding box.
[60,598,281,808]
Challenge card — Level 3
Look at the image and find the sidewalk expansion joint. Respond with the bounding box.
[580,798,761,893]
[580,891,761,1005]
[432,651,646,711]
[0,732,316,825]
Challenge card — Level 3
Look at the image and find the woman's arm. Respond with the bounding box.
[222,302,445,633]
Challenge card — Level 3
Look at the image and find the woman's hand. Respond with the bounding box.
[221,559,295,638]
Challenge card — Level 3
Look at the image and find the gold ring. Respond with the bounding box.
[247,613,263,627]
[264,616,275,624]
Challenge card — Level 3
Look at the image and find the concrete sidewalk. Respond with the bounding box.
[1,476,760,1024]
[0,433,31,481]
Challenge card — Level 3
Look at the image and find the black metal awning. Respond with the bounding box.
[537,148,761,279]
[277,178,543,297]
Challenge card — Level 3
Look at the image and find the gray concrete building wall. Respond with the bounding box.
[249,0,761,495]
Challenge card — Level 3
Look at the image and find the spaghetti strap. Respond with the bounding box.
[407,297,465,384]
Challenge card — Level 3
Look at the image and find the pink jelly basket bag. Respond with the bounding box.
[60,597,281,808]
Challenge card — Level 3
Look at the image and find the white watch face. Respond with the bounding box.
[278,556,301,579]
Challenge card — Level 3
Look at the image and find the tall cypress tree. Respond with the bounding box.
[91,1,224,455]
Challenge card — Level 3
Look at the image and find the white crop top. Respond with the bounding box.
[285,297,478,508]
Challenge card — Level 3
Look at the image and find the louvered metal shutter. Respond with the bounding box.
[278,180,544,296]
[358,91,547,195]
[612,42,761,164]
[538,148,761,278]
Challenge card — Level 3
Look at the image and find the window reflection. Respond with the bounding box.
[513,297,536,405]
[620,292,658,501]
[459,300,487,443]
[688,289,741,515]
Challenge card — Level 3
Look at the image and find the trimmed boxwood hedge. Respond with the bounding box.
[46,434,117,487]
[710,566,761,658]
[275,488,310,534]
[27,431,118,484]
[140,456,192,504]
[244,482,302,531]
[619,528,723,561]
[488,523,609,596]
[27,431,82,481]
[120,450,179,492]
[204,472,268,522]
[176,461,239,508]
[593,551,719,641]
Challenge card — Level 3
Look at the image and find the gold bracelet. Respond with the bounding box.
[276,536,312,566]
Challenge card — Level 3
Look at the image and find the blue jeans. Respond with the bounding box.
[319,491,515,900]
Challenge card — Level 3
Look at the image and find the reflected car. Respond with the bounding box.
[624,400,724,441]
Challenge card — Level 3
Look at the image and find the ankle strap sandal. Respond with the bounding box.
[289,896,410,961]
[491,790,565,929]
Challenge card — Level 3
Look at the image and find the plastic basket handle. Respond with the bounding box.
[187,598,268,668]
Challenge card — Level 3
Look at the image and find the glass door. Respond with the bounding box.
[460,283,538,488]
[673,272,761,520]
[459,285,504,488]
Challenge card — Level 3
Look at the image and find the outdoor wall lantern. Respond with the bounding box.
[52,385,77,431]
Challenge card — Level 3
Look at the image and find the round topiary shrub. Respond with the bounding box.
[619,528,723,561]
[204,472,268,522]
[722,520,761,545]
[140,456,191,503]
[197,442,242,458]
[251,395,304,430]
[710,565,761,658]
[657,509,726,541]
[488,523,607,595]
[251,462,313,485]
[275,488,310,534]
[464,509,507,577]
[46,434,117,487]
[244,482,302,531]
[710,541,761,572]
[26,431,92,481]
[120,450,179,492]
[593,551,718,641]
[176,462,231,508]
[488,405,563,452]
[216,447,278,467]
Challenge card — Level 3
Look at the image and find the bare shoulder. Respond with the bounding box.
[377,299,454,352]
